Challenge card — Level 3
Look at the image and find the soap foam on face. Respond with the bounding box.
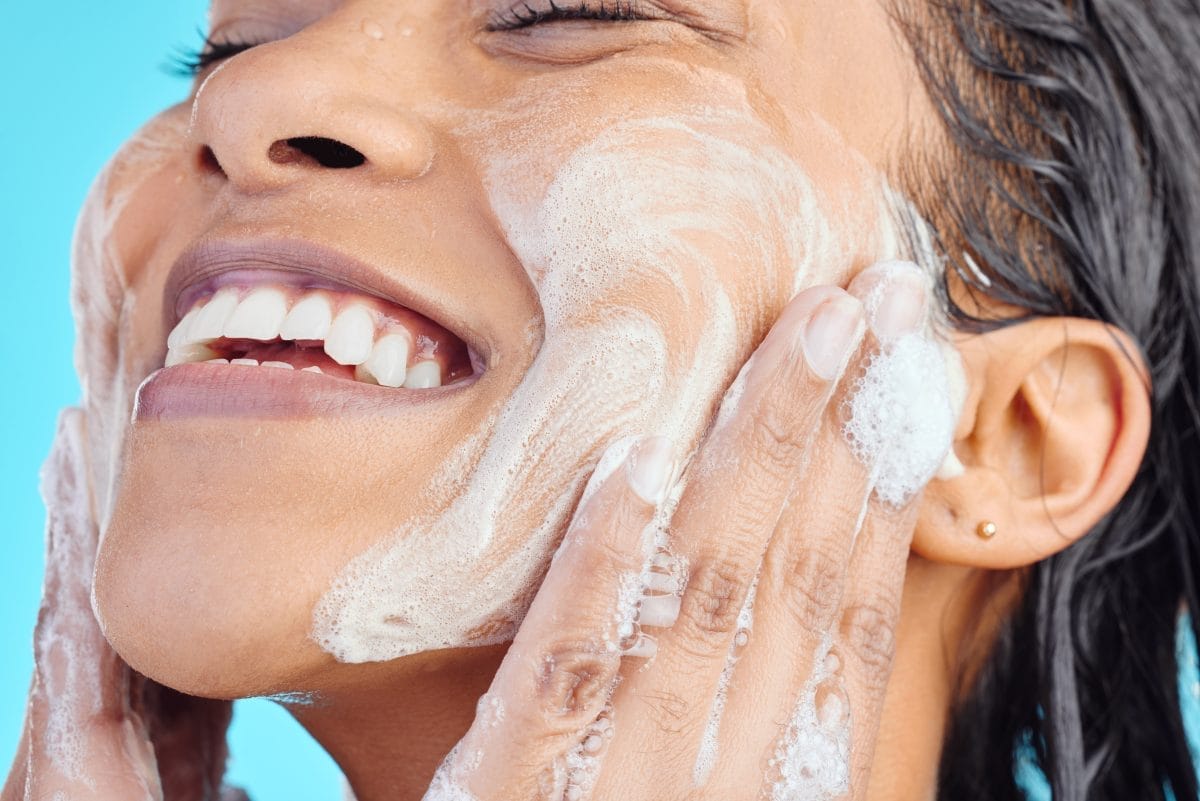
[312,100,850,662]
[72,112,189,531]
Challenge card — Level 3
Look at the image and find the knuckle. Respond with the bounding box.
[679,556,748,641]
[840,600,899,690]
[535,643,618,729]
[750,400,813,472]
[779,546,845,633]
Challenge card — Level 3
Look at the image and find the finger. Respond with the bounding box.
[141,681,235,800]
[23,409,163,801]
[648,285,864,663]
[832,261,951,797]
[838,496,920,799]
[599,286,867,789]
[706,369,879,794]
[724,261,941,796]
[717,261,927,727]
[691,297,896,795]
[428,435,677,801]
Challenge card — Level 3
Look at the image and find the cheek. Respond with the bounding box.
[309,95,876,665]
[487,110,851,363]
[72,108,194,522]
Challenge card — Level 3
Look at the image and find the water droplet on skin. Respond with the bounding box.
[362,20,385,40]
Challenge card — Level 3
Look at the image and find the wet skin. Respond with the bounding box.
[28,1,970,799]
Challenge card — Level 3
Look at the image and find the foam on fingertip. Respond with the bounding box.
[841,259,958,506]
[842,332,956,506]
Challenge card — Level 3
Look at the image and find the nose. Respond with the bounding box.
[189,44,435,190]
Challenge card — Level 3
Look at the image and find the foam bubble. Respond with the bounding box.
[842,333,956,506]
[769,638,851,801]
[558,703,616,801]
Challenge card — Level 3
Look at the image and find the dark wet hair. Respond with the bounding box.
[892,1,1200,799]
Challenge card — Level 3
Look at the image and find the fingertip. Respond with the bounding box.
[801,295,867,381]
[627,436,676,507]
[847,260,931,341]
[573,436,641,519]
[783,284,849,328]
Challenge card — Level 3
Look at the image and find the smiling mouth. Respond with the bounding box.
[166,269,475,389]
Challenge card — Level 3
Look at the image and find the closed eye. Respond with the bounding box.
[487,0,651,32]
[172,32,262,78]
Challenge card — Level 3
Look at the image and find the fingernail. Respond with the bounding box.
[627,436,675,506]
[644,570,680,594]
[802,295,866,380]
[638,593,682,628]
[869,263,929,341]
[622,633,657,659]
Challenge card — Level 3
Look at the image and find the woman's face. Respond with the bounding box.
[86,0,928,697]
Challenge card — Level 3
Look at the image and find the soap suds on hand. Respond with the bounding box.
[841,332,956,507]
[768,638,851,801]
[693,569,759,787]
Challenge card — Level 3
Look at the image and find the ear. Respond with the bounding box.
[913,317,1151,569]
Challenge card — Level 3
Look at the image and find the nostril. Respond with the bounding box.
[269,136,366,169]
[199,145,225,177]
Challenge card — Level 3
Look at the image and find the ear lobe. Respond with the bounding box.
[913,317,1151,570]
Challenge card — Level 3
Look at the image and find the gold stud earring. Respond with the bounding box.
[976,521,998,540]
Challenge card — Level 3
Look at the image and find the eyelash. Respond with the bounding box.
[488,1,647,31]
[173,33,261,78]
[172,2,646,76]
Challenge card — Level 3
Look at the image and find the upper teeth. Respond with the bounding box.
[324,304,375,366]
[354,333,410,388]
[279,294,333,341]
[165,286,445,389]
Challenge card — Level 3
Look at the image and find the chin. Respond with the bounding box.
[92,417,398,699]
[92,507,318,700]
[93,566,275,700]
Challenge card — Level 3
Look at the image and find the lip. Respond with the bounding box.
[135,362,484,421]
[162,237,493,367]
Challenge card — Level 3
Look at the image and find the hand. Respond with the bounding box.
[424,261,942,800]
[3,410,238,801]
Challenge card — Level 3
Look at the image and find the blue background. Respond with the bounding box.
[0,3,344,798]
